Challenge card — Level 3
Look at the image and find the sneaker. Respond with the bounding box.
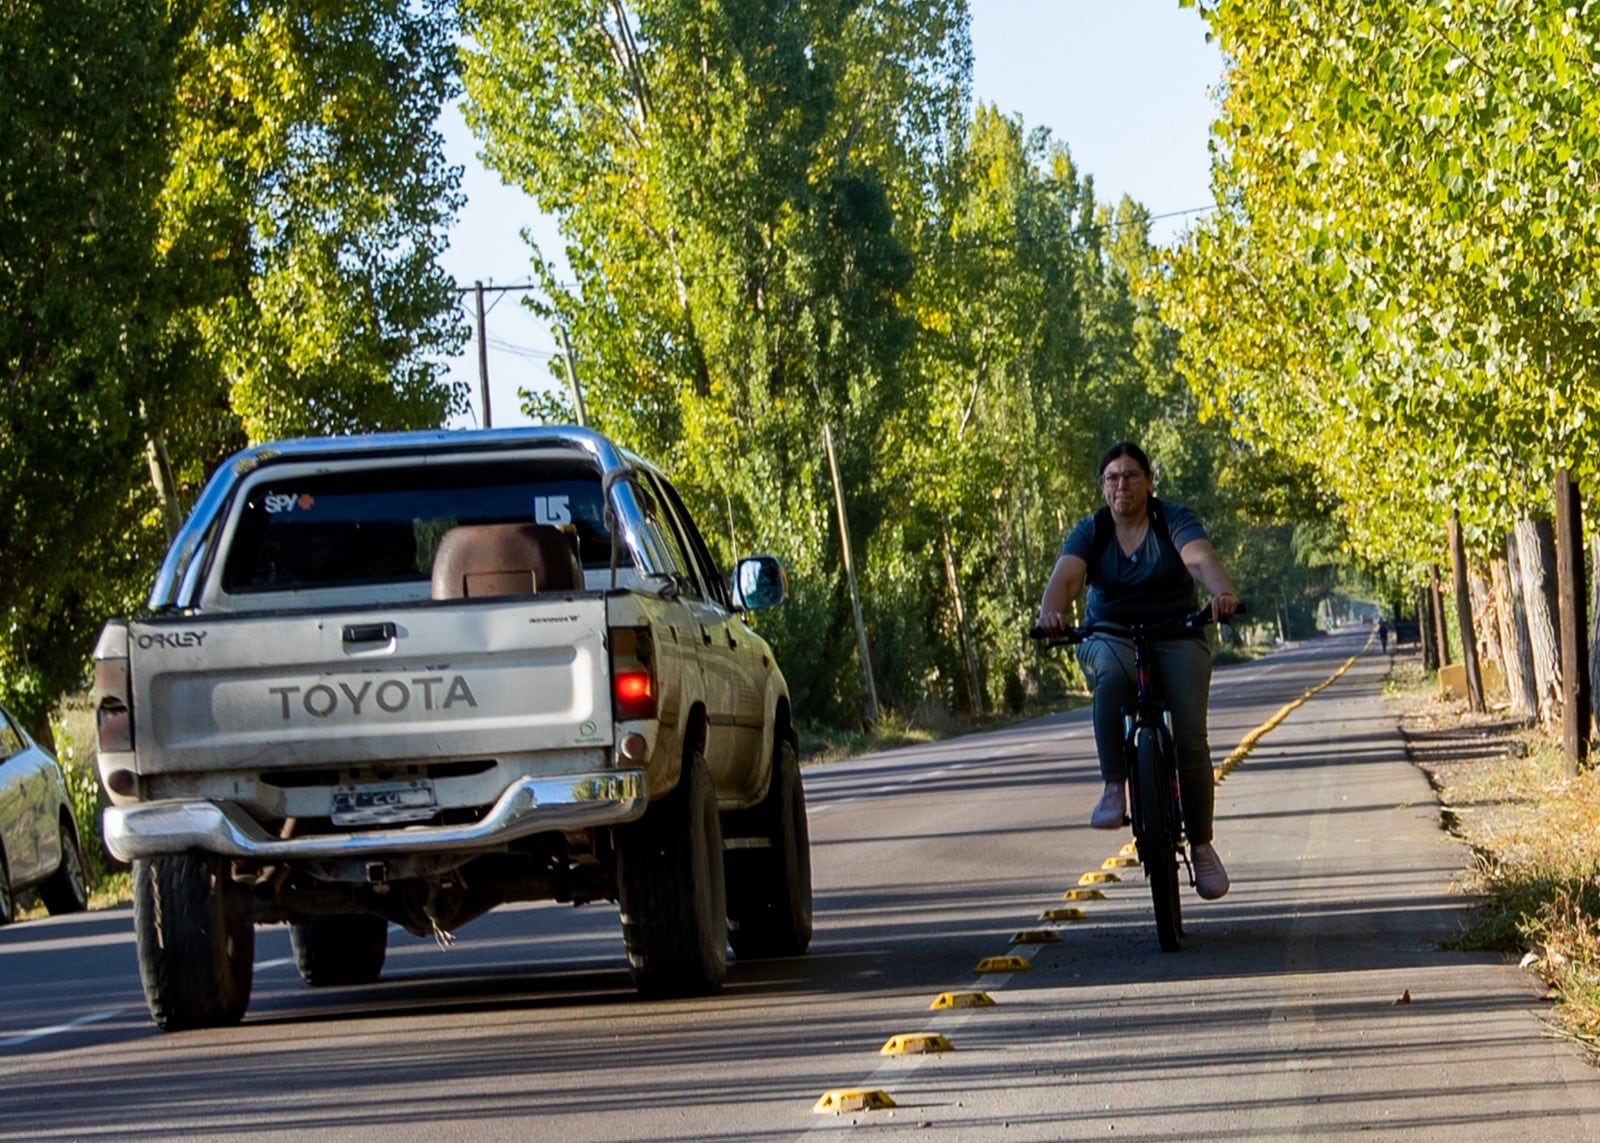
[1090,783,1126,829]
[1191,842,1230,900]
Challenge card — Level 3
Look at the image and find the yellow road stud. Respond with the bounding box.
[1078,871,1121,885]
[975,954,1032,973]
[930,991,995,1010]
[813,1090,897,1114]
[1102,856,1139,870]
[1011,928,1061,944]
[1063,888,1106,902]
[1120,841,1139,857]
[881,1032,956,1055]
[1040,907,1086,922]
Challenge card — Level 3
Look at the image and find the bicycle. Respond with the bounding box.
[1031,605,1241,952]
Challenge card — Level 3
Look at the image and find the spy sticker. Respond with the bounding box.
[265,492,316,514]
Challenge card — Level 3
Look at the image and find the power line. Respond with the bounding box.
[1148,204,1215,223]
[485,336,556,362]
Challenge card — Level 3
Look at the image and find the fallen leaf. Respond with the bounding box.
[1395,989,1412,1005]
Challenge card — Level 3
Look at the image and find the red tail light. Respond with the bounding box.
[610,627,658,720]
[94,653,133,753]
[614,670,656,719]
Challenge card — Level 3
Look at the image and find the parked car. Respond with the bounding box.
[0,703,89,923]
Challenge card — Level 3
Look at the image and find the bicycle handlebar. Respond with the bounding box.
[1029,601,1247,646]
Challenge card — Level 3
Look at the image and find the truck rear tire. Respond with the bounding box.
[133,854,255,1031]
[616,752,728,996]
[725,740,812,959]
[290,914,389,986]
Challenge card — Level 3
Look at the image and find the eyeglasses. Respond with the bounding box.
[1100,470,1145,486]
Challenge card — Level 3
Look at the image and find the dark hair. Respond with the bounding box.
[1097,441,1152,479]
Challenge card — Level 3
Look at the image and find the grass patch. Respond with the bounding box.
[797,694,1091,766]
[50,695,131,907]
[1452,759,1600,1042]
[1389,655,1600,1048]
[797,712,940,765]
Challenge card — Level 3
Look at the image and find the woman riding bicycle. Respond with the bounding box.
[1034,442,1240,900]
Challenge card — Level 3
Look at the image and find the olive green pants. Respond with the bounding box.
[1077,633,1217,845]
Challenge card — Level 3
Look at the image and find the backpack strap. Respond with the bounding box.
[1090,498,1176,560]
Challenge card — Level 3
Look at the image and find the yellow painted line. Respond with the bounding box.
[930,991,995,1009]
[1214,647,1365,782]
[881,1032,956,1055]
[814,1090,897,1114]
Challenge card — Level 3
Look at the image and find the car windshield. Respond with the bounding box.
[219,458,626,594]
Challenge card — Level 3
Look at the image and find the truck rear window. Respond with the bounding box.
[220,460,625,593]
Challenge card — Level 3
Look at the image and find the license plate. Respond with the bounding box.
[331,779,436,827]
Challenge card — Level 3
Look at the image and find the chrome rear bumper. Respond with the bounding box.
[103,772,646,862]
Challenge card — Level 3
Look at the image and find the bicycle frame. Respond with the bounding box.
[1033,608,1220,951]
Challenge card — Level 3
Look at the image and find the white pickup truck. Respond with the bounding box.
[93,427,810,1030]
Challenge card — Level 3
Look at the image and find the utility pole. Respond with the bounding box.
[474,280,491,428]
[555,325,587,427]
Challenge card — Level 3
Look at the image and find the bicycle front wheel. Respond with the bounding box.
[1134,727,1184,952]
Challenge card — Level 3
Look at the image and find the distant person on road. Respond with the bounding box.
[1378,618,1390,653]
[1034,441,1241,901]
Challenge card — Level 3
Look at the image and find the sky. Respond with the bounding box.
[436,1,1225,429]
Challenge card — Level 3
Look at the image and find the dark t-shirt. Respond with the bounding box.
[1059,499,1206,626]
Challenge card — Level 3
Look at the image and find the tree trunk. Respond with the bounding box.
[1419,587,1437,671]
[821,422,878,726]
[1497,531,1536,717]
[1429,564,1451,667]
[1555,470,1589,774]
[1491,548,1536,719]
[942,530,984,716]
[1590,533,1600,745]
[145,427,183,543]
[1448,512,1485,712]
[1513,516,1563,732]
[1469,566,1503,701]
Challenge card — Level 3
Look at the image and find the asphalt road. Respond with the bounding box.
[1,626,1595,1141]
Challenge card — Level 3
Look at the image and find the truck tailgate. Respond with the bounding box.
[127,599,611,774]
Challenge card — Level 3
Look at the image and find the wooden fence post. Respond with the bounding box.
[1555,469,1590,774]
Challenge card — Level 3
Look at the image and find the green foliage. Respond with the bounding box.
[3,0,1357,739]
[0,0,180,735]
[1168,0,1600,589]
[465,2,1344,723]
[0,1,467,731]
[464,0,971,725]
[169,0,469,442]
